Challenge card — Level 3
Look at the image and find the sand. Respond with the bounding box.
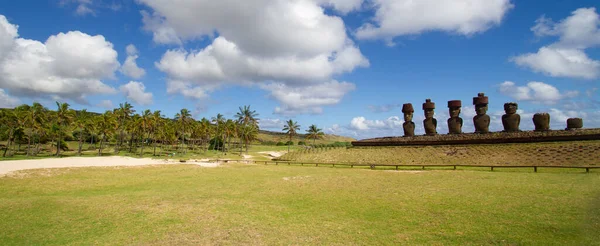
[0,156,220,176]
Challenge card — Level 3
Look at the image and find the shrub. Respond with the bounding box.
[286,141,294,146]
[276,142,285,146]
[297,141,306,146]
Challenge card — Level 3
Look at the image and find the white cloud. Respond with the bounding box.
[262,81,356,115]
[119,81,153,106]
[511,47,600,79]
[258,118,284,130]
[120,44,146,79]
[96,99,113,109]
[498,81,578,105]
[139,0,368,115]
[60,0,122,16]
[350,116,402,130]
[0,16,119,103]
[355,0,513,41]
[0,89,20,108]
[513,7,600,79]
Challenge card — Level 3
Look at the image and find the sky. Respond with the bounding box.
[0,0,599,139]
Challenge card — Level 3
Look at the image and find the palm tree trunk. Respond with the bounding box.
[3,128,13,157]
[98,135,105,156]
[78,130,84,156]
[56,131,62,157]
[140,131,147,157]
[27,131,32,157]
[153,132,157,156]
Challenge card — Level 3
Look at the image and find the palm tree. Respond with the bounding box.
[115,102,135,153]
[235,105,259,152]
[175,109,192,153]
[235,105,259,127]
[29,103,46,156]
[1,109,19,157]
[74,109,90,156]
[151,110,163,156]
[199,118,212,152]
[55,102,74,157]
[211,113,225,151]
[283,119,300,153]
[97,111,117,156]
[224,119,237,152]
[306,124,324,146]
[139,109,152,156]
[239,123,258,154]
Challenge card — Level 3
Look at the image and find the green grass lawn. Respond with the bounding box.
[1,164,599,245]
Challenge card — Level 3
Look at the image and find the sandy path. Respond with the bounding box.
[0,156,219,176]
[257,151,285,159]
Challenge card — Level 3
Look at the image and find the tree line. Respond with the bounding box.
[0,102,325,157]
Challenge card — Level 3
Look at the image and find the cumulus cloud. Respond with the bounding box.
[512,7,600,79]
[96,99,113,109]
[262,81,356,115]
[355,0,513,41]
[512,47,600,79]
[498,81,579,105]
[139,0,368,115]
[119,81,153,106]
[258,118,285,130]
[0,89,20,108]
[120,44,146,79]
[0,15,119,104]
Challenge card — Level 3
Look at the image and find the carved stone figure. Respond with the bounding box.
[472,93,490,134]
[566,118,583,130]
[422,99,437,136]
[402,103,415,137]
[502,102,520,132]
[533,113,550,131]
[447,100,463,134]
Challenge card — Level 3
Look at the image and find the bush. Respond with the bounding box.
[276,142,285,146]
[209,137,224,150]
[297,141,306,146]
[286,141,294,146]
[262,141,277,146]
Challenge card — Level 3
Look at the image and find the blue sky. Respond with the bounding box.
[0,0,599,139]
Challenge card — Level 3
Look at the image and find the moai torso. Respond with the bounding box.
[502,102,520,132]
[403,121,415,137]
[423,118,437,136]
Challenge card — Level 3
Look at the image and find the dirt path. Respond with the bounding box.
[0,156,219,176]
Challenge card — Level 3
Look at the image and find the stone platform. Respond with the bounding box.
[352,128,600,146]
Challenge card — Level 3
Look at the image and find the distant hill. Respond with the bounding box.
[257,130,355,144]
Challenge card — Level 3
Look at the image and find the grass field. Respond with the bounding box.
[279,141,600,167]
[1,164,599,245]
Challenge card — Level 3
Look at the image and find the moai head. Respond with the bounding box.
[566,118,583,130]
[402,103,414,122]
[448,100,462,118]
[422,99,435,119]
[504,102,518,115]
[533,113,550,131]
[473,93,489,116]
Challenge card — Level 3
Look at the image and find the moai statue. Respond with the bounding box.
[422,99,437,136]
[447,100,463,134]
[402,103,415,137]
[566,118,583,130]
[472,93,490,134]
[533,113,550,131]
[502,102,520,132]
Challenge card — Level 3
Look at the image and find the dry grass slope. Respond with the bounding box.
[280,141,600,166]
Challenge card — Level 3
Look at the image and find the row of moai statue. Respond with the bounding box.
[401,93,584,137]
